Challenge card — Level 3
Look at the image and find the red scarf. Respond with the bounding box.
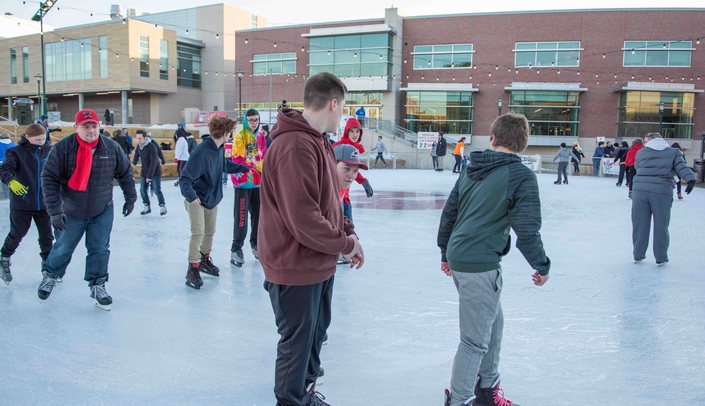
[68,136,99,191]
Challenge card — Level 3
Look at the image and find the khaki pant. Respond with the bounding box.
[184,200,218,264]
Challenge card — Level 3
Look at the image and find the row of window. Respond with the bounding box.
[404,90,694,138]
[9,47,30,84]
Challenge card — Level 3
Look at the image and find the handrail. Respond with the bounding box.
[365,118,417,148]
[0,116,19,141]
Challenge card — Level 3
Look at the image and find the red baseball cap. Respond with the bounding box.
[75,109,100,126]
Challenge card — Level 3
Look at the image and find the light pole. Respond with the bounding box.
[497,98,504,116]
[658,101,665,136]
[31,0,58,117]
[237,70,243,122]
[34,74,42,117]
[268,69,273,125]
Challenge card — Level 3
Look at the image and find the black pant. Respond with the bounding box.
[627,166,637,191]
[453,154,463,172]
[1,209,54,260]
[617,164,626,185]
[374,153,387,167]
[231,188,260,252]
[177,160,188,177]
[265,276,334,406]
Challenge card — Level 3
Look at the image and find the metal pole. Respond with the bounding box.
[269,69,272,124]
[658,102,664,135]
[40,11,47,116]
[238,73,242,122]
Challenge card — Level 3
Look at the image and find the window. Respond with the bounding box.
[22,46,29,83]
[159,40,168,80]
[99,36,108,78]
[413,44,473,69]
[617,91,694,139]
[623,41,692,67]
[309,33,392,77]
[10,48,17,84]
[405,91,474,134]
[140,36,149,78]
[514,42,581,68]
[45,38,92,82]
[252,52,296,75]
[509,91,580,136]
[250,14,258,29]
[177,43,201,89]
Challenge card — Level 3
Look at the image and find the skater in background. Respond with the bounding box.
[438,113,550,406]
[0,124,53,285]
[436,131,447,171]
[553,142,578,184]
[38,114,61,146]
[592,141,605,176]
[671,142,685,200]
[452,137,466,174]
[431,141,439,170]
[613,141,629,187]
[260,72,364,406]
[37,109,136,311]
[332,117,373,221]
[603,141,616,158]
[179,116,248,289]
[228,108,268,268]
[571,141,584,175]
[371,135,388,168]
[133,130,167,216]
[173,128,189,187]
[631,133,695,266]
[625,138,644,199]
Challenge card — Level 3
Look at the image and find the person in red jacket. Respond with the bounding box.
[625,138,644,199]
[332,117,373,221]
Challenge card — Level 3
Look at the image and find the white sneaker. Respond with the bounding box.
[159,205,167,216]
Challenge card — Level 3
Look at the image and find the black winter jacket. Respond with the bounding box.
[41,134,137,218]
[436,137,447,156]
[132,141,162,179]
[0,137,51,211]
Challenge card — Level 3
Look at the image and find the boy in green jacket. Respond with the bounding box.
[438,113,551,406]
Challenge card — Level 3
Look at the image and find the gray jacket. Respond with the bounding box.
[633,138,695,196]
[553,148,578,163]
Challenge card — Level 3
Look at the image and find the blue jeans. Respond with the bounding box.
[140,176,165,206]
[592,158,601,176]
[44,203,114,283]
[343,201,353,222]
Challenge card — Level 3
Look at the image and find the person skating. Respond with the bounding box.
[625,138,644,199]
[452,137,467,173]
[173,127,190,187]
[0,124,54,285]
[592,141,605,176]
[438,113,551,406]
[332,117,373,221]
[38,109,137,311]
[613,141,629,186]
[132,130,167,216]
[571,141,584,175]
[371,135,388,168]
[552,142,579,184]
[179,116,248,288]
[436,131,448,171]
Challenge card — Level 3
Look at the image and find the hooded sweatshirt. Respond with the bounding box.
[552,147,578,163]
[625,143,643,167]
[333,118,367,184]
[259,108,357,286]
[230,111,268,188]
[437,149,551,275]
[632,138,695,195]
[0,136,51,211]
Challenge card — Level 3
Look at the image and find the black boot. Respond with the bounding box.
[185,264,204,289]
[199,252,220,276]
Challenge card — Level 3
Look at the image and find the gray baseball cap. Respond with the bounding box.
[333,144,368,170]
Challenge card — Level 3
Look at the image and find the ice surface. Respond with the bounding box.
[1,170,704,405]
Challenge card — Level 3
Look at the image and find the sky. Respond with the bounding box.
[1,0,704,28]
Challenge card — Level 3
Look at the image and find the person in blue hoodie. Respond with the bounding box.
[592,141,605,176]
[0,124,53,284]
[179,116,248,290]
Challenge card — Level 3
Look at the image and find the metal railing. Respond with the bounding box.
[365,118,417,147]
[0,116,19,141]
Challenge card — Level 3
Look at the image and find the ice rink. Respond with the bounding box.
[1,168,704,405]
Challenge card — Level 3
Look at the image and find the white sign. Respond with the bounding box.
[519,154,542,173]
[417,132,437,149]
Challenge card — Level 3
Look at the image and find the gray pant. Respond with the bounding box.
[450,269,504,406]
[631,191,672,263]
[557,161,569,182]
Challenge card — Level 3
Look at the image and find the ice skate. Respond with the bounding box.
[230,249,244,267]
[251,245,259,261]
[634,258,645,264]
[185,265,204,290]
[199,252,220,276]
[90,277,112,311]
[140,204,151,215]
[563,180,568,184]
[316,367,324,386]
[677,193,683,200]
[307,383,331,406]
[444,389,451,406]
[473,378,518,406]
[159,204,167,216]
[553,180,561,185]
[657,260,669,267]
[0,257,12,285]
[38,270,57,300]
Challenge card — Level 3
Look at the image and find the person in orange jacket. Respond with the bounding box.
[332,118,372,221]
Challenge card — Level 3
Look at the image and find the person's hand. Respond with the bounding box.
[361,180,373,197]
[532,271,549,286]
[146,178,151,183]
[685,180,695,194]
[174,158,178,163]
[51,213,67,231]
[54,128,62,132]
[8,180,28,196]
[348,243,365,269]
[342,234,360,260]
[441,261,452,276]
[122,202,134,217]
[190,198,201,207]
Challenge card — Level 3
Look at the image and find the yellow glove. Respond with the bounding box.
[8,180,28,196]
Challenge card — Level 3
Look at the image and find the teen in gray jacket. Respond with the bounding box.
[552,143,579,184]
[631,132,695,266]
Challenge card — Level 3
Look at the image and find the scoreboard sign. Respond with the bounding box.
[417,132,438,149]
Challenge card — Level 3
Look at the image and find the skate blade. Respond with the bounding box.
[230,260,243,267]
[56,278,62,283]
[2,279,9,286]
[185,280,201,290]
[201,270,220,277]
[315,377,324,386]
[94,302,112,311]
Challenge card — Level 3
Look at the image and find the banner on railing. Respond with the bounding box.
[193,111,227,127]
[519,154,542,173]
[601,158,620,176]
[417,132,437,149]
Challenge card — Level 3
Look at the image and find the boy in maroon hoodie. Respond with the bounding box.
[332,117,373,221]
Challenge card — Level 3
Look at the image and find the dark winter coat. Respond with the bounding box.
[41,134,137,218]
[438,149,551,275]
[571,146,584,163]
[632,138,695,196]
[132,140,162,179]
[613,146,629,164]
[186,136,197,154]
[0,137,51,211]
[112,133,129,155]
[436,137,448,156]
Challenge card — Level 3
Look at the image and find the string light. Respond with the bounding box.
[245,38,248,44]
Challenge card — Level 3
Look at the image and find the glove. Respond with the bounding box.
[685,180,695,194]
[174,158,178,163]
[8,180,28,196]
[361,179,373,197]
[54,128,62,132]
[51,213,67,231]
[122,202,134,217]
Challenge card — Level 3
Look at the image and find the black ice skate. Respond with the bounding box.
[185,265,204,290]
[38,270,58,300]
[473,378,518,406]
[251,245,259,261]
[199,252,220,276]
[1,257,12,285]
[230,249,244,267]
[307,383,332,406]
[90,276,112,311]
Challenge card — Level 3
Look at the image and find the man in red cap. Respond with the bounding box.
[37,108,137,311]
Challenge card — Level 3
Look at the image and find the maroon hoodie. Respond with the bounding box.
[260,108,356,286]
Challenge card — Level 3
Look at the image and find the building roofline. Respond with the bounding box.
[236,16,383,33]
[403,7,705,20]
